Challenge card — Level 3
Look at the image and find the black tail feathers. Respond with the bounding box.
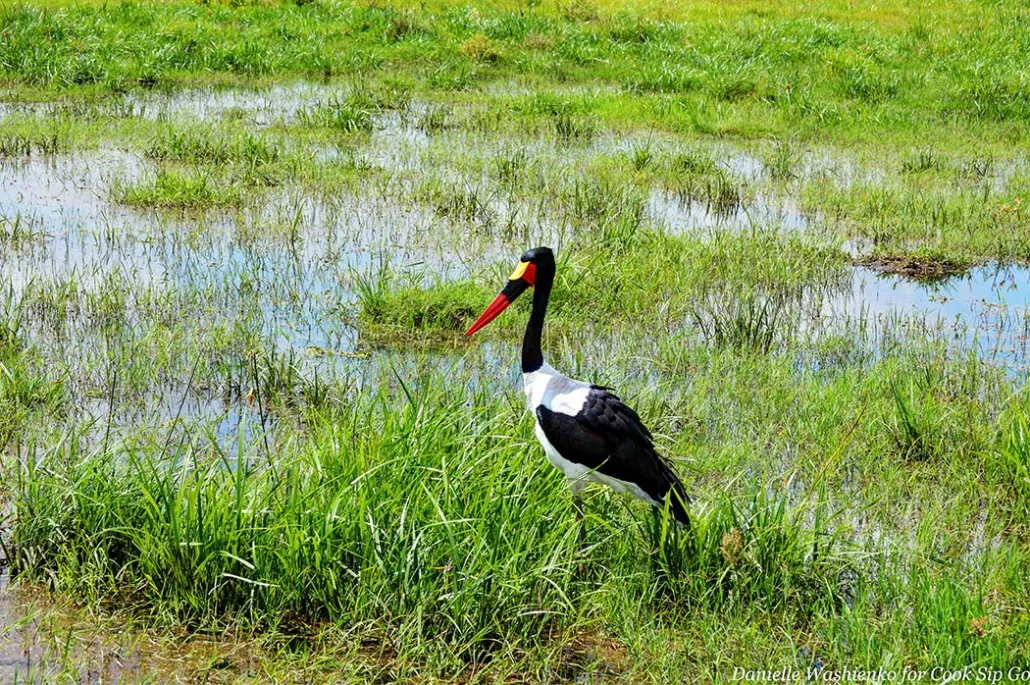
[656,476,691,530]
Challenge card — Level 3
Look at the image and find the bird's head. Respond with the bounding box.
[465,247,554,336]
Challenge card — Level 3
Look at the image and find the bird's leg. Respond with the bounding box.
[570,479,588,552]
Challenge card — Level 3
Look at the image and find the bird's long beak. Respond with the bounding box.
[464,261,536,336]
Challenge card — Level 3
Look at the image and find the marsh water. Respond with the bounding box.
[3,88,1029,443]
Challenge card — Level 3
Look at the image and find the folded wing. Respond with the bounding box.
[536,386,690,527]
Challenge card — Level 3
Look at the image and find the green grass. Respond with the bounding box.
[0,312,65,445]
[2,0,1030,680]
[0,1,1026,150]
[3,384,846,639]
[117,169,241,210]
[5,350,1030,679]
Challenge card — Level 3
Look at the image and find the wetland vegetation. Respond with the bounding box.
[1,0,1030,681]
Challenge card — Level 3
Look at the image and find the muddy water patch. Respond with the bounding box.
[0,150,158,293]
[648,188,813,234]
[0,572,287,683]
[809,265,1030,371]
[125,82,339,125]
[0,149,146,222]
[0,571,148,683]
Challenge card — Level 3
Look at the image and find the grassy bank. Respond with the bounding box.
[1,0,1029,150]
[5,352,1030,679]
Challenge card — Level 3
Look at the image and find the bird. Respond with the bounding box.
[464,246,690,530]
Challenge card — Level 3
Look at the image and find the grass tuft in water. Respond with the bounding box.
[144,128,281,168]
[355,270,492,341]
[554,112,596,143]
[117,169,240,210]
[764,140,801,181]
[901,149,945,174]
[300,89,379,133]
[689,289,787,354]
[0,129,63,157]
[0,213,48,248]
[887,379,955,462]
[668,147,717,176]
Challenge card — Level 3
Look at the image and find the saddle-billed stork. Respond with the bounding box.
[465,247,690,528]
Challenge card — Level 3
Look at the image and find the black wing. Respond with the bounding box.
[536,386,690,526]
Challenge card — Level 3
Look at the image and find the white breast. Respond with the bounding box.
[522,363,590,416]
[524,363,589,481]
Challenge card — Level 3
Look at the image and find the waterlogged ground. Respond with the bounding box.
[2,86,1029,403]
[0,570,359,683]
[3,3,1030,677]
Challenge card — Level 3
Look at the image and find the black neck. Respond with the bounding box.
[522,265,553,373]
